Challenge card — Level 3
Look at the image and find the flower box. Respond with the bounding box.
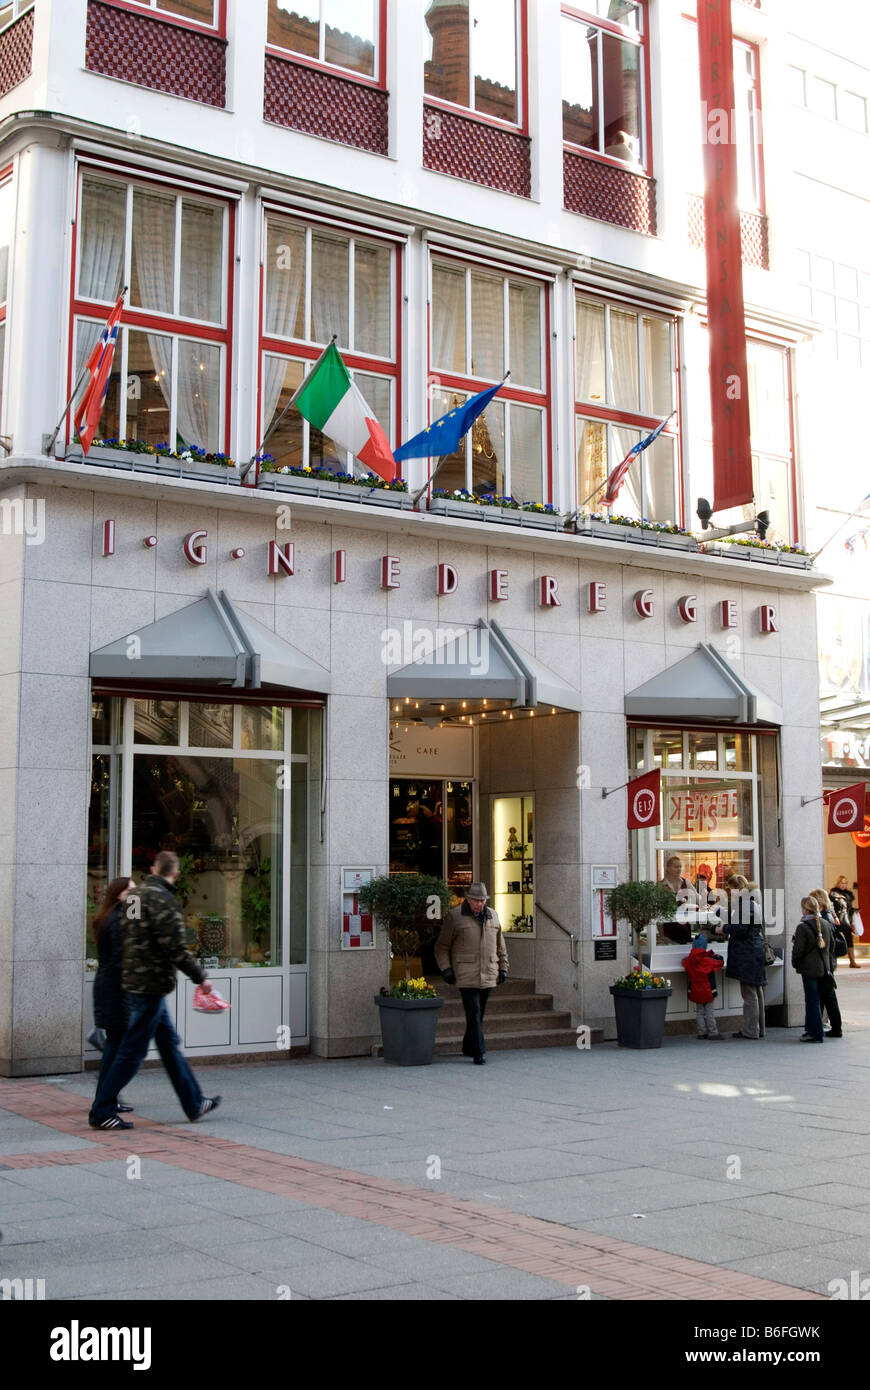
[258,472,413,508]
[585,520,697,550]
[66,444,238,483]
[700,541,813,569]
[428,497,563,529]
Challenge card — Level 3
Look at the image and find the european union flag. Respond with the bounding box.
[393,381,505,461]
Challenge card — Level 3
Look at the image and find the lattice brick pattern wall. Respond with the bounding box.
[0,7,34,99]
[85,1,226,108]
[423,104,531,198]
[264,55,388,155]
[688,195,769,270]
[563,149,657,235]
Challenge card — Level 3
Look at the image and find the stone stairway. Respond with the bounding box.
[430,977,582,1054]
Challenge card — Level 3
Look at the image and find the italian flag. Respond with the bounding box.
[291,342,396,483]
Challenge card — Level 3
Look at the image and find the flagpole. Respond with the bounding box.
[408,371,510,509]
[240,335,338,483]
[44,285,128,457]
[810,493,870,562]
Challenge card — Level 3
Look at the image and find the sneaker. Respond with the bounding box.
[800,1035,823,1043]
[191,1095,222,1121]
[473,1056,486,1065]
[824,1030,843,1038]
[89,1115,134,1130]
[116,1103,134,1113]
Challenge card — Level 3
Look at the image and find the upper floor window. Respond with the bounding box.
[107,1,222,30]
[260,211,399,472]
[0,1,33,31]
[268,1,383,81]
[429,255,549,502]
[562,2,648,168]
[0,171,11,429]
[424,0,522,127]
[682,20,763,212]
[72,170,232,453]
[574,295,679,522]
[795,250,870,370]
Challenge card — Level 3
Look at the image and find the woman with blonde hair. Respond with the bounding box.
[792,895,842,1042]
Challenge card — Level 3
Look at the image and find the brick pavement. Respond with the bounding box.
[0,1078,822,1301]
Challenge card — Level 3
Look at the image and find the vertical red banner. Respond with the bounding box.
[697,0,754,512]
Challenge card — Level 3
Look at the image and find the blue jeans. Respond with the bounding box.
[801,975,843,1039]
[89,994,204,1123]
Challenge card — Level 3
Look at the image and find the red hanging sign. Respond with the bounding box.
[627,769,662,831]
[697,0,754,512]
[827,783,866,835]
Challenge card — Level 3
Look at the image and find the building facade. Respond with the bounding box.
[0,0,828,1075]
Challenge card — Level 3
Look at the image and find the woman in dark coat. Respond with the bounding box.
[716,874,766,1039]
[92,877,137,1112]
[830,877,861,968]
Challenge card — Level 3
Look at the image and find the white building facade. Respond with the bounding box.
[0,0,827,1075]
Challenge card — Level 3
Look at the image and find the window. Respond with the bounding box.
[789,65,807,106]
[429,256,549,502]
[841,90,868,133]
[72,170,232,453]
[0,172,11,430]
[424,0,522,126]
[681,22,763,213]
[0,1,33,30]
[796,250,870,369]
[104,1,222,30]
[630,727,762,919]
[695,335,795,541]
[809,76,837,121]
[267,0,383,81]
[260,211,399,473]
[562,3,647,168]
[574,296,678,522]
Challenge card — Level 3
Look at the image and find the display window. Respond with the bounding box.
[629,726,762,946]
[87,697,318,972]
[389,777,474,894]
[70,168,233,454]
[492,794,534,934]
[259,209,400,474]
[429,253,551,503]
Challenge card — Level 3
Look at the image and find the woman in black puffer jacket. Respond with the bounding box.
[716,873,767,1039]
[92,878,137,1112]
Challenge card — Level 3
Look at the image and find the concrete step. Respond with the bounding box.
[433,1028,580,1054]
[438,993,555,1019]
[438,1010,573,1036]
[430,977,537,998]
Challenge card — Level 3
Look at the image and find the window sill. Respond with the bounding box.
[95,1,226,41]
[563,143,652,180]
[265,46,383,92]
[424,95,526,137]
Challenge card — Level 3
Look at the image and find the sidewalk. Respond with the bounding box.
[1,971,869,1302]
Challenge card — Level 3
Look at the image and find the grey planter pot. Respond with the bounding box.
[374,994,444,1066]
[609,986,672,1049]
[427,498,488,520]
[517,511,563,531]
[260,474,412,508]
[67,445,239,484]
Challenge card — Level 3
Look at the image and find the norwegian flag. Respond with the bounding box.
[74,293,125,456]
[603,412,676,507]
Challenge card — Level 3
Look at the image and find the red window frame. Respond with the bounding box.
[265,0,388,91]
[572,292,683,524]
[97,1,227,38]
[427,250,553,503]
[257,206,403,470]
[561,1,652,176]
[67,160,236,452]
[423,0,530,136]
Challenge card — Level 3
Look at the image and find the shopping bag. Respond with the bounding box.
[192,985,231,1013]
[852,910,864,938]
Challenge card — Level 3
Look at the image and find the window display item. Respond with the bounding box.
[193,986,230,1013]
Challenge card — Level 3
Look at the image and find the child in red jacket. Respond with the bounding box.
[682,934,725,1039]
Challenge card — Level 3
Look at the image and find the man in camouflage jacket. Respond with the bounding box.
[88,850,221,1130]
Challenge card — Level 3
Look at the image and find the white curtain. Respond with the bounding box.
[431,263,466,374]
[177,340,219,453]
[262,221,305,435]
[311,232,348,346]
[181,202,222,324]
[79,179,125,303]
[610,309,639,412]
[611,423,642,517]
[575,301,605,403]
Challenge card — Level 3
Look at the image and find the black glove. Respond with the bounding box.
[442,968,456,985]
[498,970,508,985]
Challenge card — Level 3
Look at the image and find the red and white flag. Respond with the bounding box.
[627,768,662,831]
[826,783,866,835]
[74,292,125,456]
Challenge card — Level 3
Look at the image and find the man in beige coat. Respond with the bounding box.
[435,883,509,1065]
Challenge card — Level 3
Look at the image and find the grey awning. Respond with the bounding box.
[624,643,782,725]
[386,620,581,713]
[90,590,331,694]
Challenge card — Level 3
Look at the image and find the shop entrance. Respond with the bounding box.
[388,777,475,893]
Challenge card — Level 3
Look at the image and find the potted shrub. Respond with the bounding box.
[606,880,677,1049]
[359,873,453,1066]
